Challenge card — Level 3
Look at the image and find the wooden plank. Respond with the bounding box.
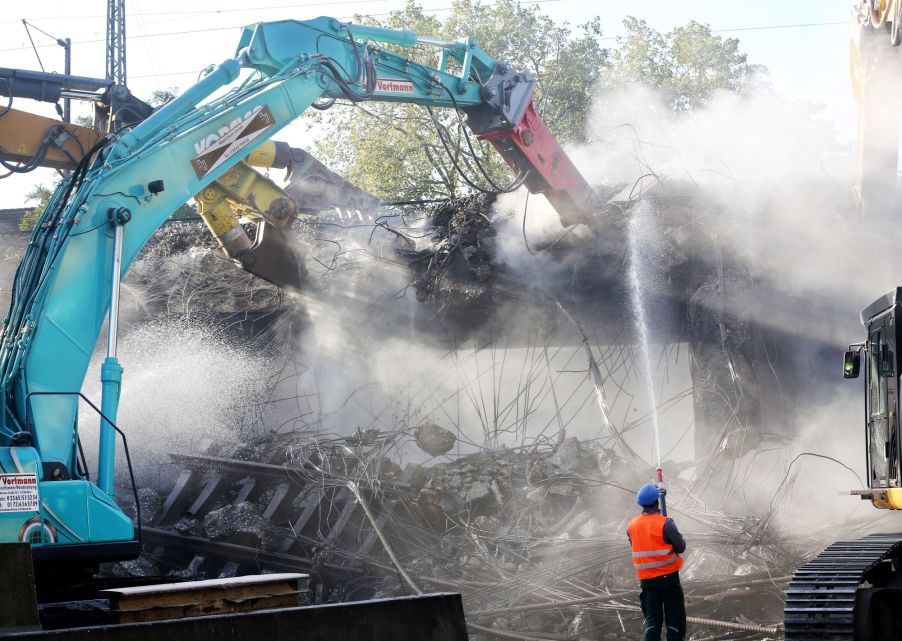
[105,572,308,595]
[105,572,308,596]
[112,592,303,624]
[102,573,309,612]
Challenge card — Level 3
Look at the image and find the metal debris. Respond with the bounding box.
[88,184,871,641]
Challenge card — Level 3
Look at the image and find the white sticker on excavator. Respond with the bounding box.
[375,78,414,94]
[191,105,275,179]
[0,474,39,512]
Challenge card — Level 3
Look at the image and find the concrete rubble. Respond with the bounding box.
[90,181,870,641]
[115,428,853,640]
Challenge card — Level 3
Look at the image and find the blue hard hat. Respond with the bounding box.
[636,483,660,506]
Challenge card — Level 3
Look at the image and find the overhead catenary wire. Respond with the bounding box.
[0,0,564,53]
[0,0,565,29]
[21,20,46,72]
[0,11,849,92]
[0,13,850,37]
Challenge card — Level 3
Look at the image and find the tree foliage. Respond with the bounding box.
[604,17,761,112]
[309,0,608,201]
[148,88,178,108]
[309,4,760,201]
[74,114,94,128]
[19,182,56,231]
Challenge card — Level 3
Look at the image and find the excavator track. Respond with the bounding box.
[784,533,902,640]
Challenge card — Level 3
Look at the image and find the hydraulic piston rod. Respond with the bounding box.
[98,208,129,496]
[106,223,124,359]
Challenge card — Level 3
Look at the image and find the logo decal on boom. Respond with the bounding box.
[375,78,415,94]
[191,105,275,178]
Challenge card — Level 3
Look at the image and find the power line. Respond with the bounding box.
[0,26,232,53]
[713,20,848,33]
[1,12,852,55]
[95,0,399,18]
[0,0,479,28]
[21,21,47,71]
[1,1,565,53]
[1,11,852,91]
[131,69,198,80]
[0,0,394,26]
[598,20,848,41]
[115,17,860,85]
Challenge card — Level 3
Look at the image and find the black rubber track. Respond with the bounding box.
[784,533,902,639]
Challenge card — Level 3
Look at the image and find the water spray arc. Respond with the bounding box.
[627,201,667,515]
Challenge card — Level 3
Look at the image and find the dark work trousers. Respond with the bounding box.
[639,571,686,641]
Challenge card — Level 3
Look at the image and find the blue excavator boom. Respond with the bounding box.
[0,16,595,563]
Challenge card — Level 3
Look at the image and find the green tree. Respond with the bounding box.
[604,17,762,112]
[74,114,94,128]
[147,88,178,108]
[310,0,608,201]
[19,182,56,231]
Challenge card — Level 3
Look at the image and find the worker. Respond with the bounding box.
[627,483,687,641]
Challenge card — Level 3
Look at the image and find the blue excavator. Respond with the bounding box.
[0,16,595,584]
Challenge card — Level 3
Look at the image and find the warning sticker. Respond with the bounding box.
[191,105,275,179]
[375,78,415,94]
[0,474,39,513]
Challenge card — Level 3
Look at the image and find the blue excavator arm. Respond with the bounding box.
[0,17,595,561]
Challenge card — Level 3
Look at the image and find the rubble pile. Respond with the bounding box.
[387,182,848,463]
[102,183,873,640]
[117,425,869,641]
[381,436,800,640]
[393,193,502,328]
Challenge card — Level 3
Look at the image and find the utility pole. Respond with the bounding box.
[62,37,71,122]
[20,20,73,122]
[105,0,126,86]
[104,0,127,131]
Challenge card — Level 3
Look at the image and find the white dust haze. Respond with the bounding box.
[493,82,899,535]
[71,79,901,543]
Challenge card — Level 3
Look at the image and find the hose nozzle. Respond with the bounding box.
[656,467,667,516]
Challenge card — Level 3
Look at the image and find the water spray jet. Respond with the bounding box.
[628,200,668,514]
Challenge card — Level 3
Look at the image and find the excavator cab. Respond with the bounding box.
[849,288,902,506]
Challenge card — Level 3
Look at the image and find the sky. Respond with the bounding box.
[0,0,853,207]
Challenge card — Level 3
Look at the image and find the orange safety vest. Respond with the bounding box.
[627,512,683,580]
